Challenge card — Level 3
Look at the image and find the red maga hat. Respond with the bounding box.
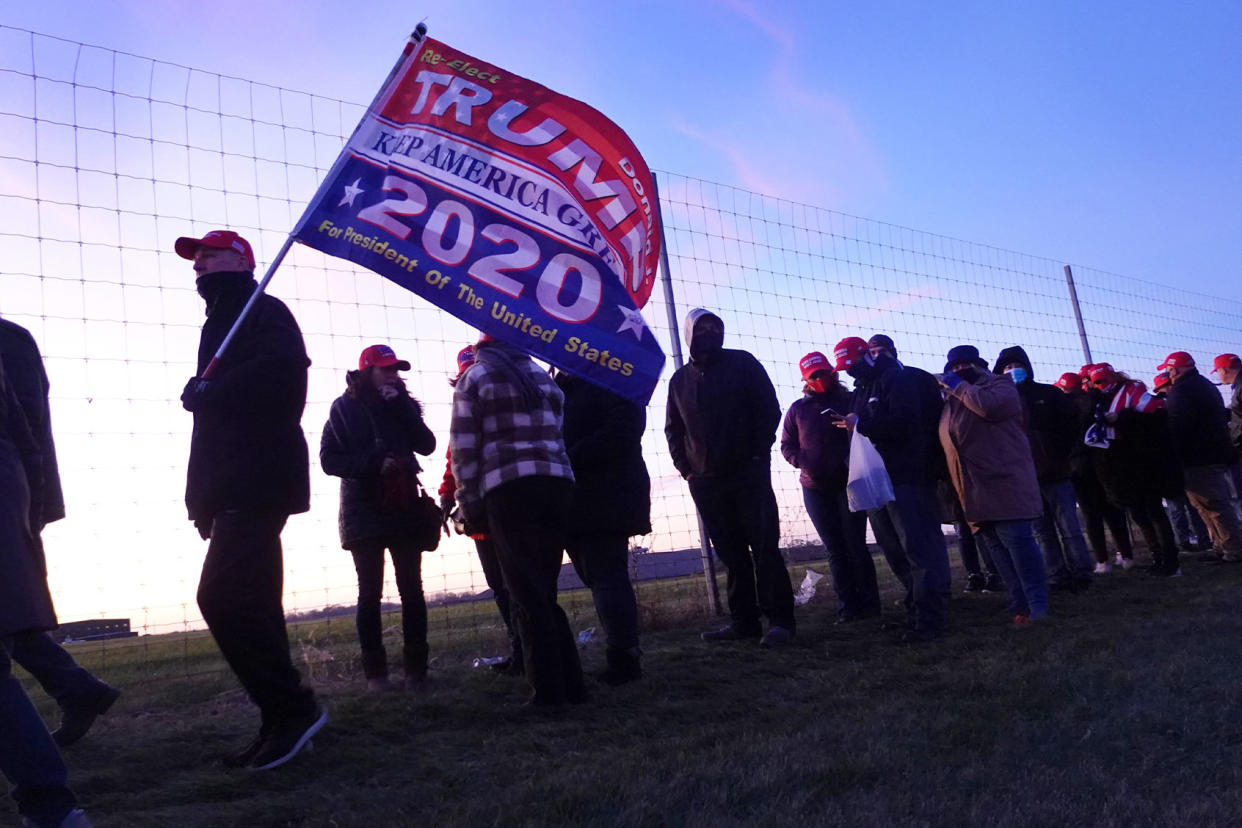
[799,351,832,381]
[1153,372,1172,392]
[1157,351,1195,371]
[1212,353,1240,374]
[1088,363,1115,384]
[174,229,256,269]
[1054,372,1081,390]
[359,344,411,372]
[832,337,868,371]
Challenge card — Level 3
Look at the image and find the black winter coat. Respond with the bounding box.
[993,346,1076,483]
[1165,369,1235,468]
[1092,390,1183,505]
[0,317,64,528]
[1229,376,1242,452]
[0,356,56,636]
[558,373,651,538]
[781,384,853,490]
[185,273,311,522]
[665,348,781,479]
[850,355,942,485]
[320,372,436,549]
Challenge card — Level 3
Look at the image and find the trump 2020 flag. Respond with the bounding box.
[293,35,665,404]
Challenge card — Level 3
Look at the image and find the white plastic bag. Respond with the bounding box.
[794,568,825,606]
[846,431,895,512]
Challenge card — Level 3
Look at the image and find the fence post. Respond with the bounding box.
[652,174,723,616]
[1063,265,1093,364]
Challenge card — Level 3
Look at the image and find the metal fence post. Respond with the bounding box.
[652,174,723,616]
[1063,265,1093,364]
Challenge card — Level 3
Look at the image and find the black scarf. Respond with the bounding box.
[196,271,255,317]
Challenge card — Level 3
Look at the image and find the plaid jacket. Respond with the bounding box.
[449,349,573,521]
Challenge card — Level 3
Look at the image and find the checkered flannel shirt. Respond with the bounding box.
[449,354,574,521]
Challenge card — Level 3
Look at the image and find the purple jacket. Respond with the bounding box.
[781,385,853,490]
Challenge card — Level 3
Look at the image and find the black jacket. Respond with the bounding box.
[850,355,941,485]
[0,317,64,528]
[558,372,651,538]
[320,372,436,549]
[665,348,781,479]
[1229,376,1242,452]
[781,384,853,490]
[1165,368,1235,468]
[185,273,311,522]
[993,346,1076,483]
[1092,386,1183,505]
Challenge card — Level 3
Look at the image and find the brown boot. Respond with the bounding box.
[361,648,393,692]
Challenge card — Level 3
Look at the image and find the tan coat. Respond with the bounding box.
[939,370,1042,528]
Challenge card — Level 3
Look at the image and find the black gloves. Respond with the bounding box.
[181,377,213,412]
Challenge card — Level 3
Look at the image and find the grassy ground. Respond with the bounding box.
[12,552,1242,827]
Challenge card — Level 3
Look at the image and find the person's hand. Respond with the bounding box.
[380,456,398,474]
[194,518,212,540]
[181,377,212,412]
[833,412,857,430]
[378,384,400,401]
[937,372,964,391]
[440,496,454,535]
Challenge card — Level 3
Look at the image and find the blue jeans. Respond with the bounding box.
[868,483,951,633]
[1165,494,1209,548]
[976,520,1049,618]
[1,635,76,828]
[802,486,880,619]
[1033,479,1094,583]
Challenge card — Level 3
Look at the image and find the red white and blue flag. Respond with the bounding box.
[293,36,665,404]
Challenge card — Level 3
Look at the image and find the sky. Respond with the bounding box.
[2,1,1241,630]
[3,0,1240,292]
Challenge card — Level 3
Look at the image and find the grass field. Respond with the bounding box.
[11,550,1242,827]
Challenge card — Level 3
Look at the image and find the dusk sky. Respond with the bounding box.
[4,0,1239,293]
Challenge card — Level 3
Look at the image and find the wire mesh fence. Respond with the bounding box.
[2,26,1240,680]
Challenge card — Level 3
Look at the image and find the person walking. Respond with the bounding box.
[557,370,650,685]
[833,335,951,642]
[176,229,325,770]
[665,309,796,647]
[994,346,1094,592]
[0,317,120,747]
[938,345,1049,625]
[1158,351,1242,563]
[0,330,92,828]
[450,336,582,706]
[780,351,880,624]
[320,344,437,691]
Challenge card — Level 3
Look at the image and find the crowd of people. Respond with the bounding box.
[3,228,1241,827]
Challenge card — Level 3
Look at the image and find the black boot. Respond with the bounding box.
[361,648,392,692]
[403,642,429,689]
[598,646,642,686]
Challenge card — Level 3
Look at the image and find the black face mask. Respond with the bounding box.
[195,271,253,315]
[846,354,876,382]
[953,366,981,383]
[689,329,724,362]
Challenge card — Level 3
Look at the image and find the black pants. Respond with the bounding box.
[565,533,640,654]
[350,538,427,676]
[485,476,583,705]
[688,462,795,632]
[196,511,316,726]
[1122,493,1179,571]
[1073,471,1133,562]
[11,631,113,711]
[475,537,521,661]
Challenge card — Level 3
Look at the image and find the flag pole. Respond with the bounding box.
[201,23,430,380]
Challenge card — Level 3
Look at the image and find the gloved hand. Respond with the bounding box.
[938,371,964,391]
[440,495,454,536]
[194,518,212,540]
[181,377,212,412]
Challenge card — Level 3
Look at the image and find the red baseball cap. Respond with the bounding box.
[832,337,869,371]
[1157,351,1194,371]
[456,345,477,374]
[174,230,256,269]
[1054,372,1081,390]
[359,344,411,371]
[1078,364,1095,378]
[1088,363,1115,384]
[1212,353,1240,374]
[799,351,832,381]
[1152,372,1172,392]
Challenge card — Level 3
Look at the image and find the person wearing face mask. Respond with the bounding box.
[1054,370,1135,572]
[780,352,880,625]
[320,345,437,691]
[665,309,795,647]
[993,346,1094,593]
[175,230,325,771]
[937,345,1049,625]
[1085,363,1183,576]
[833,336,951,643]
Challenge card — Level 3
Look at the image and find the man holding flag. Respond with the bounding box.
[177,230,326,771]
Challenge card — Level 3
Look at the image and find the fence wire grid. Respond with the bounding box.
[1,26,1240,677]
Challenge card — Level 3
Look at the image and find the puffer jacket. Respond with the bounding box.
[320,372,436,549]
[939,369,1042,527]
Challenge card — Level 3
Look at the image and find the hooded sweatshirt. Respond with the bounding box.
[993,345,1077,483]
[665,308,780,478]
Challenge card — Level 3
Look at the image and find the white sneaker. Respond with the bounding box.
[1094,561,1112,574]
